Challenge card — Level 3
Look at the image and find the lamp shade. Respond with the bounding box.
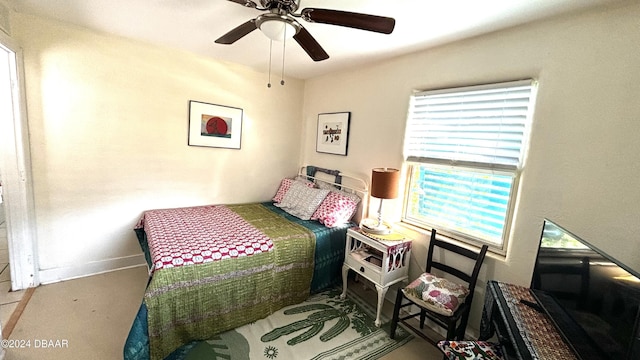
[370,168,400,199]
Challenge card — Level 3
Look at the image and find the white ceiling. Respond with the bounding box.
[7,0,618,80]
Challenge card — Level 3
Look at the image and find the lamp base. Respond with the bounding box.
[360,218,392,235]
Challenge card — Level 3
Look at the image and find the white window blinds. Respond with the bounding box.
[404,80,536,170]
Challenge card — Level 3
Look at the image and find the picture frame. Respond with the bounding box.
[316,112,351,156]
[188,100,243,149]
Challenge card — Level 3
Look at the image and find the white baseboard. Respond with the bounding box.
[38,254,147,285]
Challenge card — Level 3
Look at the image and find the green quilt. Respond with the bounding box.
[144,203,316,360]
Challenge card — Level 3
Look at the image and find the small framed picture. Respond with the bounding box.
[188,100,243,149]
[316,112,351,156]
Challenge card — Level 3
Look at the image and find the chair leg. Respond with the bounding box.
[419,309,426,329]
[390,289,403,339]
[446,321,457,340]
[456,313,471,340]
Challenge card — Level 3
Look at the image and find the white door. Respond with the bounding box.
[0,31,38,291]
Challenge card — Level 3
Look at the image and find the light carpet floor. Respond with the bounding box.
[4,266,443,359]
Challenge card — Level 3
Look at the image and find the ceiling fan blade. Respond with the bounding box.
[215,19,258,44]
[226,0,258,8]
[293,27,329,62]
[301,8,395,34]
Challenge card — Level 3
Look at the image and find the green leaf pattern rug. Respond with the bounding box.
[166,288,413,360]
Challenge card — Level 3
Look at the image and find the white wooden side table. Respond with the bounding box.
[340,228,412,327]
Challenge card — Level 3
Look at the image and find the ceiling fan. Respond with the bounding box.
[215,0,396,62]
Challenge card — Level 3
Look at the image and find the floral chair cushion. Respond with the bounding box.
[402,272,469,316]
[437,340,504,360]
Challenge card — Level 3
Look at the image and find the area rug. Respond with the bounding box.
[165,287,413,360]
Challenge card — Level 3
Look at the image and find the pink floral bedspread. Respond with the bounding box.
[136,205,273,272]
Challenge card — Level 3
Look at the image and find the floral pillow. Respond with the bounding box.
[311,190,360,227]
[272,177,314,203]
[276,181,330,220]
[402,272,469,316]
[437,340,504,360]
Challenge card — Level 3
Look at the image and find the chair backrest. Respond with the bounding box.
[425,229,489,303]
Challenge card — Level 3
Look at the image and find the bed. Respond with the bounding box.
[124,166,367,360]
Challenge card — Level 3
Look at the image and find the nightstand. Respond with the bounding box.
[341,227,412,327]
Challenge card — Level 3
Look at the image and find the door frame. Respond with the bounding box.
[0,30,39,291]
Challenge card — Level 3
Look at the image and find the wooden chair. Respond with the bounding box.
[390,228,488,342]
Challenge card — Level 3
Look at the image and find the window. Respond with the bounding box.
[402,80,537,251]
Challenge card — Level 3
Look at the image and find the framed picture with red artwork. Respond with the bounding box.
[316,112,350,156]
[188,100,243,149]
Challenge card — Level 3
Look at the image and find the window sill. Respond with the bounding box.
[394,221,508,263]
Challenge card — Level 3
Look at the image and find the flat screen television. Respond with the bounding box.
[530,219,640,360]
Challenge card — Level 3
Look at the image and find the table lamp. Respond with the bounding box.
[361,168,400,234]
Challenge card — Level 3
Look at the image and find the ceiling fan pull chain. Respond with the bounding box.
[281,27,286,86]
[267,40,273,88]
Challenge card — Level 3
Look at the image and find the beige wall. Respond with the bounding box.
[9,0,640,336]
[12,13,305,281]
[302,1,640,334]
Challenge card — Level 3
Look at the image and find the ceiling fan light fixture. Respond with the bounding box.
[256,14,300,41]
[218,0,395,63]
